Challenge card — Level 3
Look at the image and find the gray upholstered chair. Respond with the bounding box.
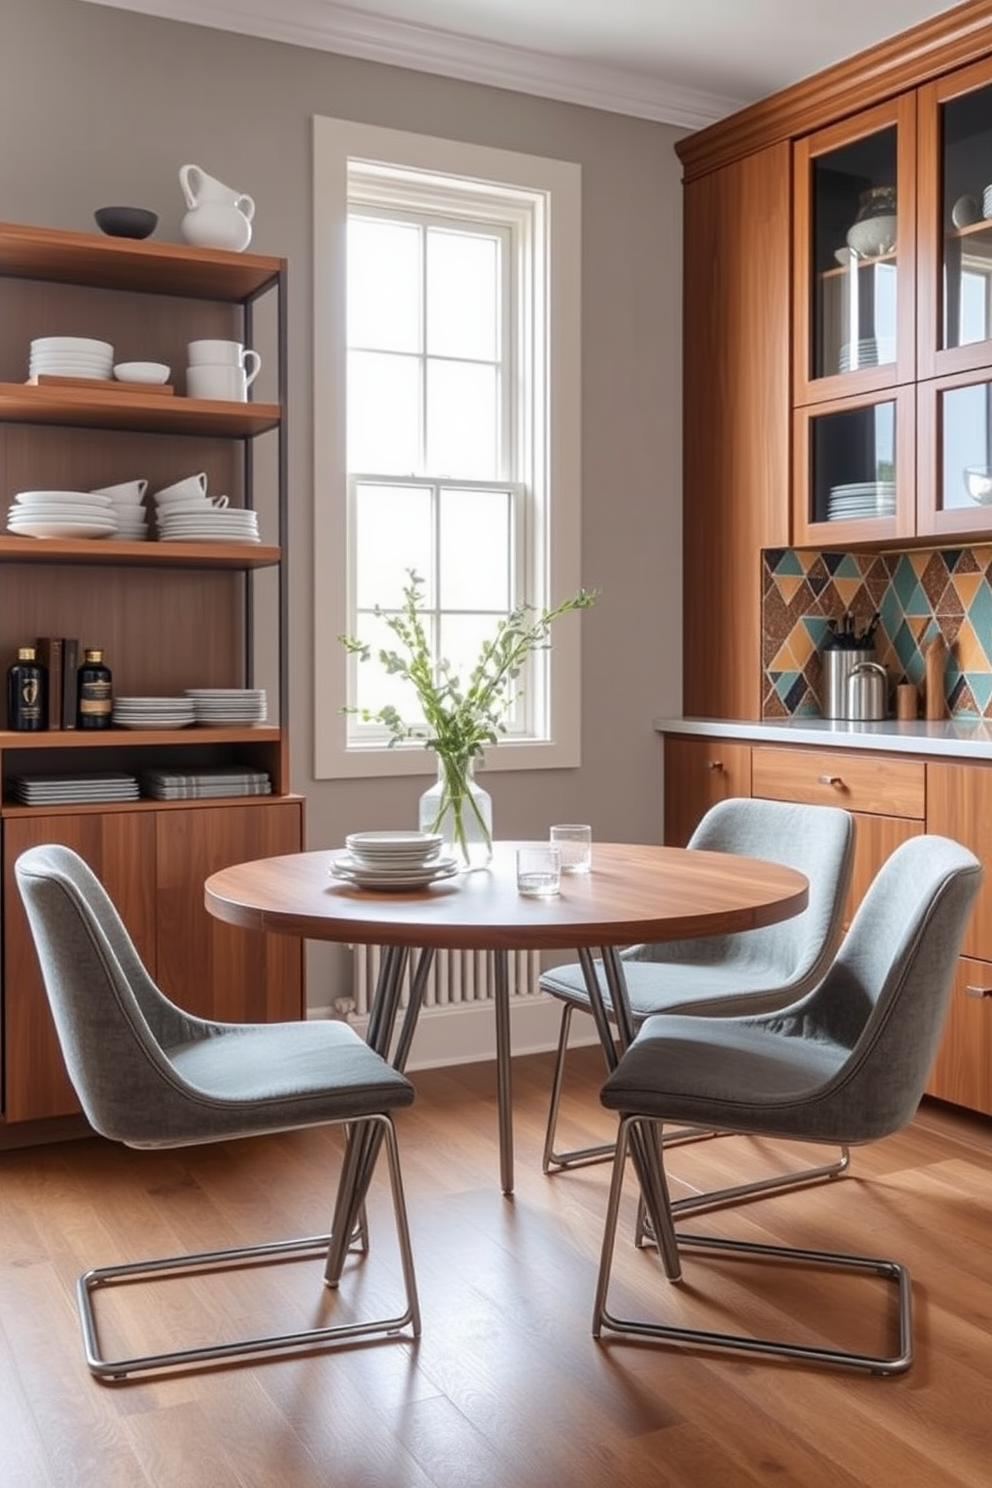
[541,797,856,1208]
[593,834,982,1373]
[14,843,420,1380]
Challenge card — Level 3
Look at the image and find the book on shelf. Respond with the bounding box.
[61,638,79,729]
[34,636,63,729]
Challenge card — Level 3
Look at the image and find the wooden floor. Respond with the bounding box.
[1,1045,991,1488]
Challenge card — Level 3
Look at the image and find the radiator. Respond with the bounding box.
[350,945,543,1017]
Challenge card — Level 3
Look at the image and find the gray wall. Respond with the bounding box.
[1,0,685,1009]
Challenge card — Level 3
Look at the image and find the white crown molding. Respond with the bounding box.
[76,0,746,128]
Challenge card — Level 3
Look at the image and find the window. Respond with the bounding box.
[313,118,581,779]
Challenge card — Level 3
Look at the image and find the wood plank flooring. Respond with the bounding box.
[1,1045,990,1488]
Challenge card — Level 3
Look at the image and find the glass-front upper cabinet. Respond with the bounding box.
[918,368,992,539]
[793,96,916,406]
[793,387,915,546]
[918,59,992,379]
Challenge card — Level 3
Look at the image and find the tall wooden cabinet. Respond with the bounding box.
[0,222,304,1134]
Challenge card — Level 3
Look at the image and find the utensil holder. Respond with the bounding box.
[822,647,877,719]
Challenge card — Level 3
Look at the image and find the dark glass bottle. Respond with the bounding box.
[6,645,46,730]
[77,647,113,730]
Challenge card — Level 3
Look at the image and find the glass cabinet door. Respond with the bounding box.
[919,60,992,378]
[793,388,915,545]
[918,369,992,538]
[794,96,916,405]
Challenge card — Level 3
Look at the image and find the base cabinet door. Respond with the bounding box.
[663,736,752,846]
[926,957,992,1116]
[2,812,158,1122]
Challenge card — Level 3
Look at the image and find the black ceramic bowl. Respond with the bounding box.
[94,206,158,240]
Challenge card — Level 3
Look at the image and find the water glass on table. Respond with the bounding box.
[550,823,592,873]
[517,844,562,897]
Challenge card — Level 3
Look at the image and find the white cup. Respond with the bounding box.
[154,472,208,501]
[155,493,229,512]
[90,478,148,504]
[187,340,261,382]
[550,823,592,873]
[516,844,561,897]
[187,362,256,402]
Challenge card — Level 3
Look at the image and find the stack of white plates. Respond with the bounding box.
[6,489,118,539]
[9,772,139,805]
[155,506,260,543]
[140,766,272,801]
[329,830,458,889]
[827,481,897,519]
[30,336,114,381]
[112,696,196,729]
[838,337,896,372]
[184,688,268,724]
[91,485,148,540]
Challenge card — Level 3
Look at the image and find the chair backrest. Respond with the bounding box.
[631,797,855,998]
[760,833,982,1140]
[14,843,206,1144]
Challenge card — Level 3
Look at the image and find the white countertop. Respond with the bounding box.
[653,715,992,761]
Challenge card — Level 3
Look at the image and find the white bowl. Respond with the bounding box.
[963,466,992,505]
[846,214,897,258]
[113,361,171,384]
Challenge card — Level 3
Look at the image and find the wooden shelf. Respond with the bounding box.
[0,725,282,749]
[0,383,280,436]
[0,535,280,569]
[0,221,283,301]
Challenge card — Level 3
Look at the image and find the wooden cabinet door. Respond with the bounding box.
[155,800,304,1024]
[845,811,923,929]
[926,761,992,961]
[2,811,157,1122]
[663,736,751,847]
[926,956,992,1116]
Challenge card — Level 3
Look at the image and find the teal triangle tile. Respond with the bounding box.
[831,553,865,579]
[766,549,806,577]
[892,620,921,674]
[965,581,992,654]
[880,587,905,635]
[890,555,922,606]
[973,673,992,714]
[900,579,932,616]
[771,671,800,702]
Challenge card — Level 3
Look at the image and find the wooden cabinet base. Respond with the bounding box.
[927,957,992,1116]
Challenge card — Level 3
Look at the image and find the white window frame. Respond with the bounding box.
[312,116,582,780]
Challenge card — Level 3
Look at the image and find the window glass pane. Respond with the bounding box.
[348,350,420,473]
[348,218,420,352]
[426,360,499,478]
[351,608,434,723]
[427,228,500,361]
[438,612,517,706]
[354,484,433,609]
[439,488,512,610]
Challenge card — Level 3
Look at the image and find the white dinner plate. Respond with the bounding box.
[329,853,459,889]
[7,518,117,538]
[14,489,115,508]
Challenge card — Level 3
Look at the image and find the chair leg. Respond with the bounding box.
[595,1116,912,1375]
[543,1002,620,1172]
[76,1113,420,1381]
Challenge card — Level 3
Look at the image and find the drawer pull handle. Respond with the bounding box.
[964,984,992,999]
[817,774,842,787]
[705,759,723,771]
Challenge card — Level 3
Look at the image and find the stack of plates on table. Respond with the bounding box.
[827,481,897,519]
[6,489,118,539]
[29,336,115,381]
[140,766,272,801]
[156,507,260,543]
[112,696,196,729]
[184,688,267,724]
[9,772,139,806]
[330,830,458,889]
[838,337,896,372]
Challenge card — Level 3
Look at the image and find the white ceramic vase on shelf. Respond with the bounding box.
[418,754,493,869]
[179,164,255,253]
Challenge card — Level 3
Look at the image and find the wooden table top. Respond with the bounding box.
[204,840,809,953]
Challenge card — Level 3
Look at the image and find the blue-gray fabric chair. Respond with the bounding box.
[14,843,421,1380]
[593,834,982,1373]
[541,798,856,1208]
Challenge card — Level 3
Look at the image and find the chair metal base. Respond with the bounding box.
[593,1116,913,1375]
[77,1114,420,1380]
[543,1002,851,1215]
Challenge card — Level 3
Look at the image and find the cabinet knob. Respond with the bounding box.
[817,774,842,787]
[964,984,992,999]
[705,759,723,771]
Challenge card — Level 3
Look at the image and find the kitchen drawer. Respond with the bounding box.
[751,746,925,818]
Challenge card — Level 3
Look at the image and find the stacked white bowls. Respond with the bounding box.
[30,336,114,381]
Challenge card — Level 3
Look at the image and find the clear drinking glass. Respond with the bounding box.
[516,844,561,897]
[550,823,592,873]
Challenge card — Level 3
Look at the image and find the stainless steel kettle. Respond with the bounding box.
[846,661,887,721]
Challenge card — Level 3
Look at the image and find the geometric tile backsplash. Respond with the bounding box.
[761,546,992,719]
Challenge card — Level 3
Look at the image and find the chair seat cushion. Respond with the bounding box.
[599,1012,854,1141]
[540,957,806,1021]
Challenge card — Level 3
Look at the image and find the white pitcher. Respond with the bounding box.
[179,164,255,253]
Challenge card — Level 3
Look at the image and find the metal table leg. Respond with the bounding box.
[493,948,514,1195]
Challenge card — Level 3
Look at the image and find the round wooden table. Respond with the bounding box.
[206,840,807,1276]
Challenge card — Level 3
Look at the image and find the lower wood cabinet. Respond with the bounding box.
[2,799,305,1126]
[662,736,752,846]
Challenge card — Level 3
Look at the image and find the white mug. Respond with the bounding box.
[154,472,208,501]
[187,363,249,401]
[155,493,229,512]
[187,340,261,385]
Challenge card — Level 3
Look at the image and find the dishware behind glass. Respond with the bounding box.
[517,844,561,897]
[550,823,592,872]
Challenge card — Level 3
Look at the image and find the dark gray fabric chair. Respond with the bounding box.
[540,798,856,1207]
[593,834,982,1373]
[14,843,421,1380]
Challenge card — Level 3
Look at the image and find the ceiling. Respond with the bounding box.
[78,0,966,127]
